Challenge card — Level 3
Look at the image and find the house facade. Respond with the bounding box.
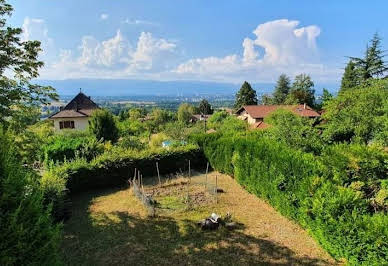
[49,92,99,131]
[236,104,320,129]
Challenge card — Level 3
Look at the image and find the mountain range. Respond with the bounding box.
[35,79,339,97]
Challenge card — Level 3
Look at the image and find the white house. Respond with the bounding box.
[49,92,99,131]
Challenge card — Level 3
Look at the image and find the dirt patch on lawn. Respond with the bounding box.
[63,172,337,265]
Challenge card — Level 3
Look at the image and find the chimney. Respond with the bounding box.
[303,103,306,109]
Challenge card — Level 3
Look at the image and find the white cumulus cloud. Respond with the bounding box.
[40,29,177,79]
[24,16,339,82]
[173,19,338,82]
[100,14,109,20]
[22,17,54,58]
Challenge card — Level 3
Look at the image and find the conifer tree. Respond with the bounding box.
[340,60,360,92]
[350,33,388,81]
[234,81,258,109]
[286,74,315,107]
[273,74,291,104]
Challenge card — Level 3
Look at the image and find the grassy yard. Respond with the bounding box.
[62,172,335,265]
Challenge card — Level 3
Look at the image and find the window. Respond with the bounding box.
[59,120,75,129]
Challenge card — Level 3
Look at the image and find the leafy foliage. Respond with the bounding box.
[286,74,315,106]
[89,109,119,143]
[0,0,57,124]
[194,133,388,265]
[0,129,61,265]
[323,79,388,145]
[265,109,323,154]
[43,144,205,194]
[234,81,258,109]
[42,131,104,164]
[207,110,228,129]
[177,103,195,124]
[198,99,213,115]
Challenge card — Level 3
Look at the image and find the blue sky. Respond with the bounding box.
[8,0,388,84]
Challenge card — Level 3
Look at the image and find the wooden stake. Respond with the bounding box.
[156,162,161,185]
[186,177,190,208]
[133,168,137,182]
[205,162,209,189]
[215,174,218,204]
[188,160,191,178]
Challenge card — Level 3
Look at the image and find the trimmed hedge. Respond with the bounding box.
[194,133,388,265]
[44,144,206,195]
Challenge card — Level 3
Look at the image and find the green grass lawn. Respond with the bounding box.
[62,172,335,265]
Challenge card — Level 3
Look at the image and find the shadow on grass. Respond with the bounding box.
[63,188,331,266]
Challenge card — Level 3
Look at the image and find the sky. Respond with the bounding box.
[7,0,388,85]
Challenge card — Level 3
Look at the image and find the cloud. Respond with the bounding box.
[129,32,176,71]
[41,29,177,79]
[122,18,158,26]
[26,17,338,82]
[77,30,130,68]
[22,17,54,57]
[173,19,338,82]
[100,13,109,20]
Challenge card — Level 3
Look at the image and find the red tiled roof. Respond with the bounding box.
[49,92,99,119]
[251,121,270,129]
[237,104,320,119]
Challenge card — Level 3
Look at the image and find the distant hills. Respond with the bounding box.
[35,79,339,97]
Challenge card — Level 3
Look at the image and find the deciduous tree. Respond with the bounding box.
[177,103,195,124]
[198,99,213,115]
[0,0,57,124]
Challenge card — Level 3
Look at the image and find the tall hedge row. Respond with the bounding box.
[194,133,388,265]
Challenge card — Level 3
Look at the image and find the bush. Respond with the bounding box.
[149,133,169,148]
[208,110,228,126]
[44,144,206,195]
[0,129,62,265]
[322,79,388,145]
[89,109,119,143]
[265,109,323,154]
[197,133,388,264]
[118,135,146,150]
[42,133,104,164]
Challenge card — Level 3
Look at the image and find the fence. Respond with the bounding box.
[129,169,157,216]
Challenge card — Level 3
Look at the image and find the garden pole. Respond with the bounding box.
[188,160,191,179]
[215,174,218,204]
[205,162,209,189]
[156,162,161,186]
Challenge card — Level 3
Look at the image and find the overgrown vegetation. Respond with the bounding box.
[192,131,387,264]
[0,129,62,265]
[0,0,387,263]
